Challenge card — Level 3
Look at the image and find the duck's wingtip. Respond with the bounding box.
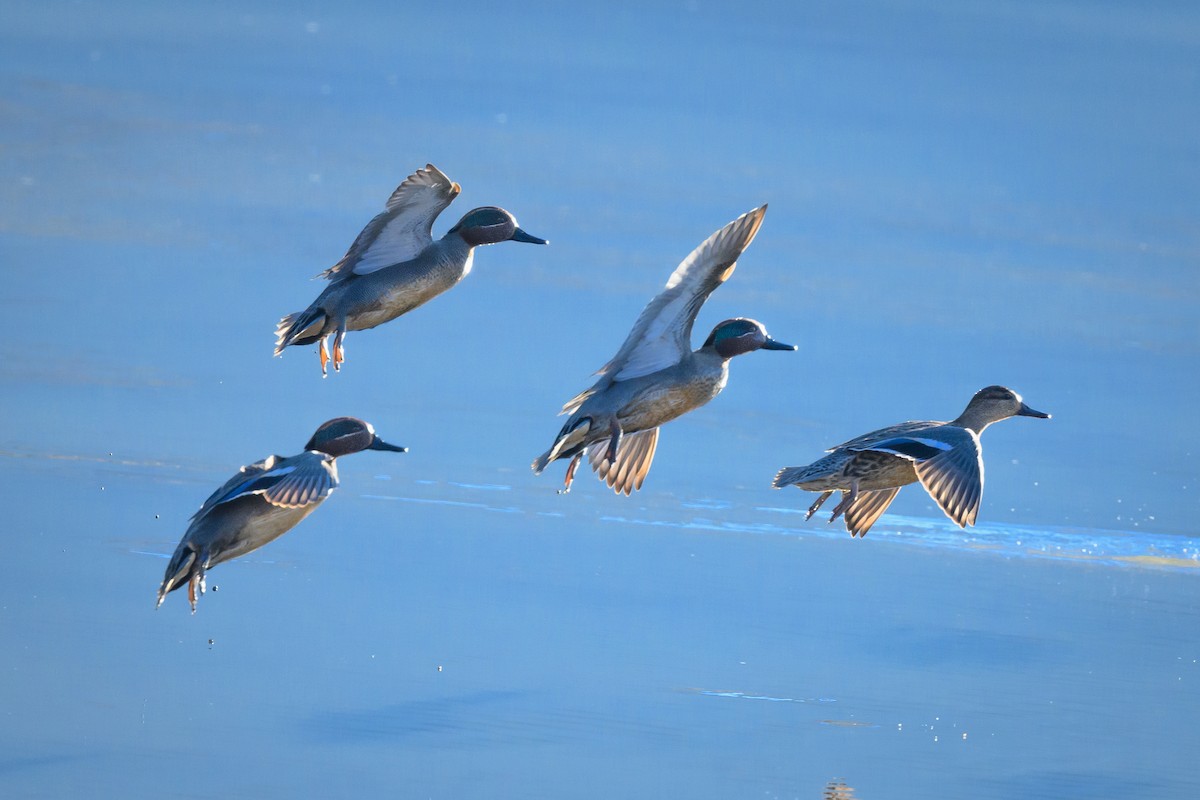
[735,204,768,247]
[742,203,768,226]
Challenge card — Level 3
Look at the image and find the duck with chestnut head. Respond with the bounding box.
[532,205,794,495]
[274,164,547,375]
[156,417,407,612]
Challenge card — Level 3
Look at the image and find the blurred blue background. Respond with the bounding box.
[1,1,1198,797]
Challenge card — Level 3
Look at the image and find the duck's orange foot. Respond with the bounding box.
[557,452,582,494]
[186,568,206,614]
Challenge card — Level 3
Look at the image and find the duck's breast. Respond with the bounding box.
[196,499,322,566]
[344,248,472,331]
[617,359,728,431]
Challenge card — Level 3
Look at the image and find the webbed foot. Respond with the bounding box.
[605,420,623,464]
[332,327,346,372]
[318,337,330,377]
[186,562,208,614]
[558,453,582,494]
[828,482,859,525]
[806,490,834,521]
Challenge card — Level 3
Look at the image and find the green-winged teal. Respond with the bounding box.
[532,205,795,495]
[772,386,1050,536]
[156,417,406,612]
[274,164,547,375]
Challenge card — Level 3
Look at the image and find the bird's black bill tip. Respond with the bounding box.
[368,436,409,453]
[511,228,548,245]
[762,338,797,351]
[1017,403,1051,419]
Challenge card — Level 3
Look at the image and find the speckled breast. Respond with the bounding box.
[618,369,728,432]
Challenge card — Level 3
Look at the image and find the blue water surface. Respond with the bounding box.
[1,1,1198,798]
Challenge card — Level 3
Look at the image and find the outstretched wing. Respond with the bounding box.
[912,433,984,528]
[318,164,460,282]
[842,487,900,537]
[190,452,339,520]
[585,428,660,495]
[846,425,983,528]
[596,205,768,384]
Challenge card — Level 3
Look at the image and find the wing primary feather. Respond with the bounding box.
[844,487,900,536]
[593,206,768,384]
[636,429,659,490]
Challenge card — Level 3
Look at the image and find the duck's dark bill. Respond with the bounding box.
[511,228,549,245]
[368,437,409,453]
[762,338,797,351]
[1017,403,1051,419]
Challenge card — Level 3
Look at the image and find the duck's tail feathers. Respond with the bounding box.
[772,465,810,488]
[154,581,172,610]
[532,418,592,474]
[274,307,326,355]
[156,543,200,610]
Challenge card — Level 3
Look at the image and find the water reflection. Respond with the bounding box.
[306,691,530,744]
[824,781,858,800]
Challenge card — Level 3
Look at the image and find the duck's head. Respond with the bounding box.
[702,318,796,359]
[956,385,1050,432]
[447,206,548,247]
[304,417,408,458]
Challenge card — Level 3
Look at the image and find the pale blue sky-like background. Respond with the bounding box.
[1,2,1198,797]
